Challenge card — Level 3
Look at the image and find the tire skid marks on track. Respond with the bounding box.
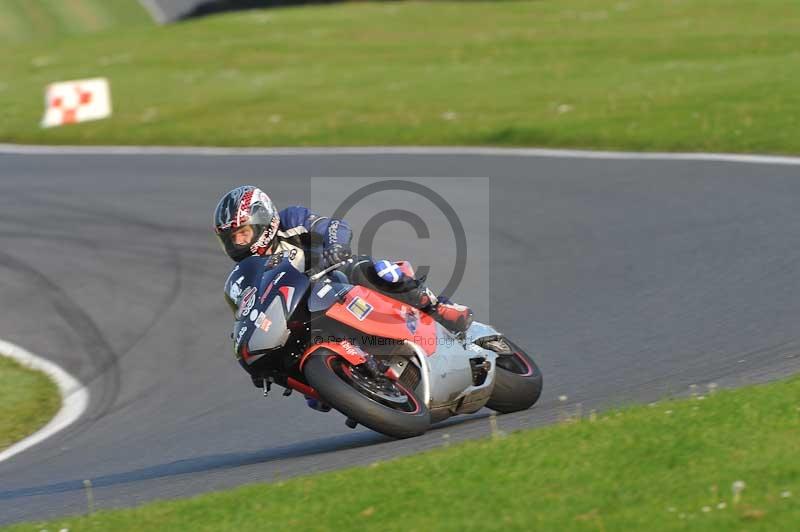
[24,195,188,374]
[0,201,183,461]
[0,196,186,422]
[0,251,121,427]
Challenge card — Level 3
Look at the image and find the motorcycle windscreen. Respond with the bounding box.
[234,297,290,363]
[226,255,307,317]
[231,257,309,362]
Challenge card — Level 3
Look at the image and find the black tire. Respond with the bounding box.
[485,340,543,414]
[304,350,431,439]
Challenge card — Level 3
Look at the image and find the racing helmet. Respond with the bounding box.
[214,185,280,262]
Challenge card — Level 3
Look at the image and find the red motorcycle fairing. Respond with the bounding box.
[323,286,438,356]
[299,340,368,371]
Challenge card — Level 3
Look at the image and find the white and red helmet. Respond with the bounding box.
[213,186,279,262]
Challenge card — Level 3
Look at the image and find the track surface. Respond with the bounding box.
[1,150,800,523]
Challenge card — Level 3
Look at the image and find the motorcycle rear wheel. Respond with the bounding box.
[485,339,543,414]
[304,350,431,439]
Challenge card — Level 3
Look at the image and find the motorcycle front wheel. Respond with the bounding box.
[304,350,430,439]
[485,339,543,414]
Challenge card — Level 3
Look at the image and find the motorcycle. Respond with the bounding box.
[229,255,543,439]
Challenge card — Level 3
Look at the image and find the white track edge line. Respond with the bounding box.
[0,339,89,464]
[1,144,800,165]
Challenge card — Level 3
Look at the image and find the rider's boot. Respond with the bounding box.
[432,300,474,333]
[416,288,474,333]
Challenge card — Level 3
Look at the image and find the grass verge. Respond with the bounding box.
[1,1,799,152]
[6,375,799,531]
[0,355,60,451]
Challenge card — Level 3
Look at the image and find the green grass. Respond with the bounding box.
[0,0,799,152]
[6,376,799,531]
[0,0,151,44]
[0,355,60,451]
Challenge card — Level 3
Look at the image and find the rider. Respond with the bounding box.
[213,185,474,332]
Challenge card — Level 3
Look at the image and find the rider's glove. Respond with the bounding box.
[266,252,284,268]
[322,243,352,267]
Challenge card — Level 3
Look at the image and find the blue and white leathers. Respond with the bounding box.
[272,205,353,272]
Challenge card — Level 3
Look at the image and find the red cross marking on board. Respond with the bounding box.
[63,109,77,124]
[48,85,96,125]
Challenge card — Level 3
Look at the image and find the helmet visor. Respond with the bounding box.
[217,224,262,262]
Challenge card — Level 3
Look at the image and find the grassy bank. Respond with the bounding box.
[7,376,799,531]
[0,355,60,451]
[0,0,150,44]
[1,0,798,152]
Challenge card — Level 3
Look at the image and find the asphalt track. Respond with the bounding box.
[1,148,800,524]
